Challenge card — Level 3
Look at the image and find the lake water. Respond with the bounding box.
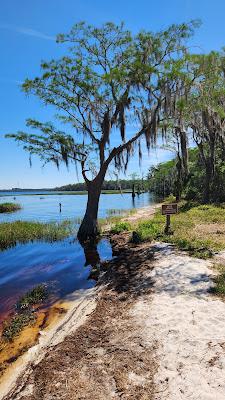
[0,192,154,222]
[0,237,112,326]
[0,192,155,328]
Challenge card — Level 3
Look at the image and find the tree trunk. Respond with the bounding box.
[175,155,182,202]
[77,179,102,243]
[204,163,212,204]
[204,138,216,203]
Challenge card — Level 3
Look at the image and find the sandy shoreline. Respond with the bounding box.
[0,288,97,400]
[1,203,225,399]
[0,202,161,398]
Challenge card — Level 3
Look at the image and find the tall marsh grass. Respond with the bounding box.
[0,203,21,213]
[0,220,73,251]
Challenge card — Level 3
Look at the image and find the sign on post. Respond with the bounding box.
[162,204,178,215]
[161,203,178,234]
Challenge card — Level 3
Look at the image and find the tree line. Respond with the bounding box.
[55,177,148,192]
[6,21,225,241]
[148,147,225,203]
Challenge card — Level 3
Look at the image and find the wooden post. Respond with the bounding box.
[164,214,171,234]
[59,203,62,213]
[162,203,178,235]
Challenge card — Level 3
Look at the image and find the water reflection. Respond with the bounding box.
[0,237,112,327]
[82,240,101,267]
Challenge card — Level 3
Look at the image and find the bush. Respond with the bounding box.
[133,221,162,243]
[111,221,132,234]
[0,202,21,213]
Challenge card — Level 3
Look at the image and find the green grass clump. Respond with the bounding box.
[173,238,213,259]
[2,312,36,342]
[2,284,49,342]
[210,264,225,296]
[132,221,161,243]
[16,284,48,311]
[111,221,132,234]
[0,203,21,213]
[0,220,73,251]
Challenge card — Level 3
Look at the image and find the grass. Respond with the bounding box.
[99,208,136,231]
[0,220,73,251]
[16,284,48,311]
[131,202,225,258]
[0,203,21,213]
[2,312,36,342]
[210,264,225,296]
[106,208,128,217]
[2,284,49,342]
[110,221,132,234]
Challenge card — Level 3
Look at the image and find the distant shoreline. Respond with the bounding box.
[0,189,135,197]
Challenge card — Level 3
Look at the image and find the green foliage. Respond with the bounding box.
[111,221,132,234]
[184,147,225,203]
[2,311,36,342]
[16,284,48,311]
[211,265,225,296]
[0,220,73,251]
[55,178,148,192]
[132,203,225,257]
[132,221,161,243]
[0,203,21,213]
[2,284,49,342]
[148,147,225,203]
[6,21,197,179]
[148,159,176,199]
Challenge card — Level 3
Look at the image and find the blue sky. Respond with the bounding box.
[0,0,225,189]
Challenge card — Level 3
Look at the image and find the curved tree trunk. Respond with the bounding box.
[77,172,105,243]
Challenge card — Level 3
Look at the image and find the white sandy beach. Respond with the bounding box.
[132,243,225,400]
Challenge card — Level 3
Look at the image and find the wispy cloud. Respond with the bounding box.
[0,23,55,41]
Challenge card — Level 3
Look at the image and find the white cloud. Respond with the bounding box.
[0,23,55,41]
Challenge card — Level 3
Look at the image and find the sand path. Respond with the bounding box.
[124,203,162,223]
[132,243,225,400]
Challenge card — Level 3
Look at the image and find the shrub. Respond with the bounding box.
[133,221,162,243]
[0,202,21,213]
[111,221,132,234]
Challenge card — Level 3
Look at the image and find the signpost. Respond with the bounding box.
[162,203,178,234]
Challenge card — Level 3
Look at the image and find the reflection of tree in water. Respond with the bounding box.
[82,240,100,268]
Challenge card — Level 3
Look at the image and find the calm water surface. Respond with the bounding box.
[0,237,112,326]
[0,192,154,327]
[0,192,154,222]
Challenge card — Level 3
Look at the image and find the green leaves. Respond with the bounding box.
[7,20,202,179]
[6,119,91,170]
